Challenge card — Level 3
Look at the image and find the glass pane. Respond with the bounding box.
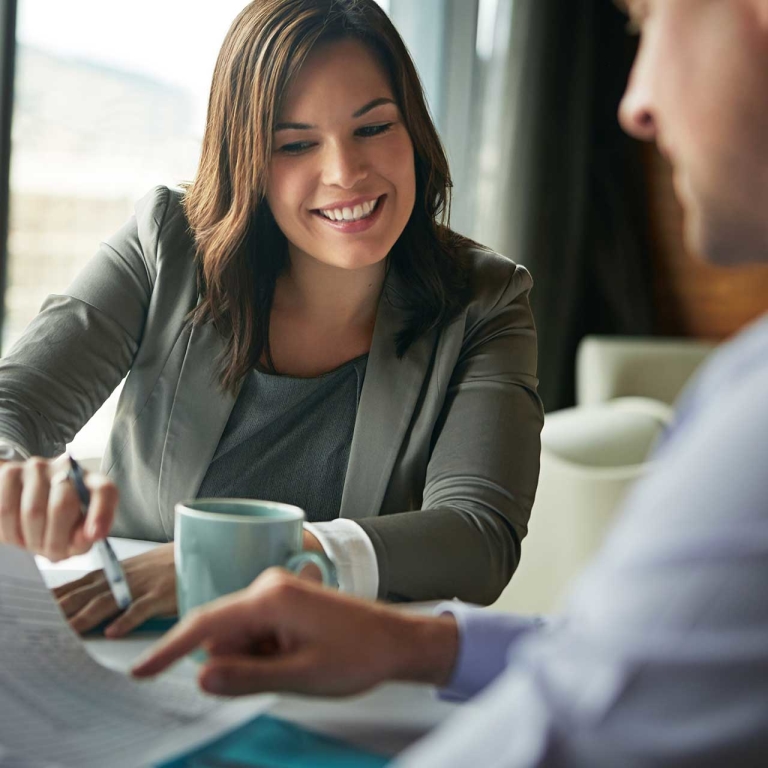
[8,0,253,456]
[5,0,395,458]
[8,0,256,347]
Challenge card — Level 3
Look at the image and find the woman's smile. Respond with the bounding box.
[312,194,386,234]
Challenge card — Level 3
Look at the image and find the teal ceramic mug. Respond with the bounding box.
[174,498,337,618]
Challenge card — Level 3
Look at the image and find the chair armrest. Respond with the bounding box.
[576,335,715,407]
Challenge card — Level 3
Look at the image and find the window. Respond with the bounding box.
[8,0,394,357]
[7,0,254,455]
[3,0,508,457]
[388,0,516,249]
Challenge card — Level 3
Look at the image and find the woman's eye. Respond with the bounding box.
[278,141,315,155]
[356,123,394,138]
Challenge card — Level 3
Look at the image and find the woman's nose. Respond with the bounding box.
[322,142,368,189]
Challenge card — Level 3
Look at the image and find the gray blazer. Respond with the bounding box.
[0,186,543,604]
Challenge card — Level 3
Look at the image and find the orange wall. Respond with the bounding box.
[644,144,768,339]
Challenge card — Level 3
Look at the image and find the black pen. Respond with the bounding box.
[66,453,132,611]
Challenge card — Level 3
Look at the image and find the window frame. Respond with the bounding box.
[0,0,17,348]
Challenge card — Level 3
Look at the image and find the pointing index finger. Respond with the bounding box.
[131,593,266,678]
[81,473,118,542]
[131,607,227,677]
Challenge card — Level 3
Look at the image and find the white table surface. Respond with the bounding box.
[36,539,459,759]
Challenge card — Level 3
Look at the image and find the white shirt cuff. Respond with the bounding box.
[304,519,379,600]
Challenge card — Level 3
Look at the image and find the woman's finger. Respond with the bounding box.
[103,596,162,639]
[66,524,94,557]
[51,569,103,600]
[0,462,24,546]
[18,459,50,552]
[68,591,118,635]
[19,459,54,553]
[56,580,106,619]
[81,473,118,542]
[42,474,82,562]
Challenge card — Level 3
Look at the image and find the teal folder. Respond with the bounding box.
[158,714,391,767]
[85,615,178,636]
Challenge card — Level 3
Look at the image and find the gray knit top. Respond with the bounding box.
[197,354,368,523]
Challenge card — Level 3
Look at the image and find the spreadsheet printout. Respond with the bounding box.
[0,542,273,768]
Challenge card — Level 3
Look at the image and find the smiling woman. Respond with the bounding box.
[0,0,543,636]
[265,42,415,310]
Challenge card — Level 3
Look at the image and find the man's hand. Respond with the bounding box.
[54,542,177,637]
[131,569,459,698]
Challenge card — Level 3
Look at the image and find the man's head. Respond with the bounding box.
[619,0,768,265]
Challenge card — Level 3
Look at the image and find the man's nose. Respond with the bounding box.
[618,60,657,142]
[322,141,368,189]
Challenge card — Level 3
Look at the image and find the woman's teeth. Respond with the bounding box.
[318,197,379,222]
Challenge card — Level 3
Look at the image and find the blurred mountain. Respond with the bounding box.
[11,44,202,195]
[4,45,204,352]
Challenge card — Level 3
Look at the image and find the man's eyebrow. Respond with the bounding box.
[275,97,397,131]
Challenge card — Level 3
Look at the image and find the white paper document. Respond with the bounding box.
[0,543,274,768]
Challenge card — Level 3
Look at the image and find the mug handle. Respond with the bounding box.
[284,551,339,588]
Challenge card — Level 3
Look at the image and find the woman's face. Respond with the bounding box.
[266,39,416,272]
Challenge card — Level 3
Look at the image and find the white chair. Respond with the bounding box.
[490,335,715,615]
[492,396,674,614]
[576,335,714,407]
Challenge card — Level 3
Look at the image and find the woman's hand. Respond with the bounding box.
[300,528,325,583]
[53,542,177,637]
[132,569,459,698]
[0,455,116,561]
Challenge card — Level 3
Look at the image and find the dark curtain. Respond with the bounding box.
[0,0,17,347]
[501,0,654,411]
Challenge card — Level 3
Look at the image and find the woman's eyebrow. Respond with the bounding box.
[275,97,397,132]
[352,97,396,117]
[275,121,313,132]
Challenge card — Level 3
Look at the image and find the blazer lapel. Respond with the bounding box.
[156,319,237,535]
[340,272,436,520]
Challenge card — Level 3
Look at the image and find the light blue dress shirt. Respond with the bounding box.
[399,314,768,767]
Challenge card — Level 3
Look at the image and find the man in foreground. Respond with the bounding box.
[134,1,768,765]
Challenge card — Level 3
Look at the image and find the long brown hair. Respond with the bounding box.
[184,0,472,392]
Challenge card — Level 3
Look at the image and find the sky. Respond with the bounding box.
[17,0,392,125]
[17,1,252,95]
[16,1,394,91]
